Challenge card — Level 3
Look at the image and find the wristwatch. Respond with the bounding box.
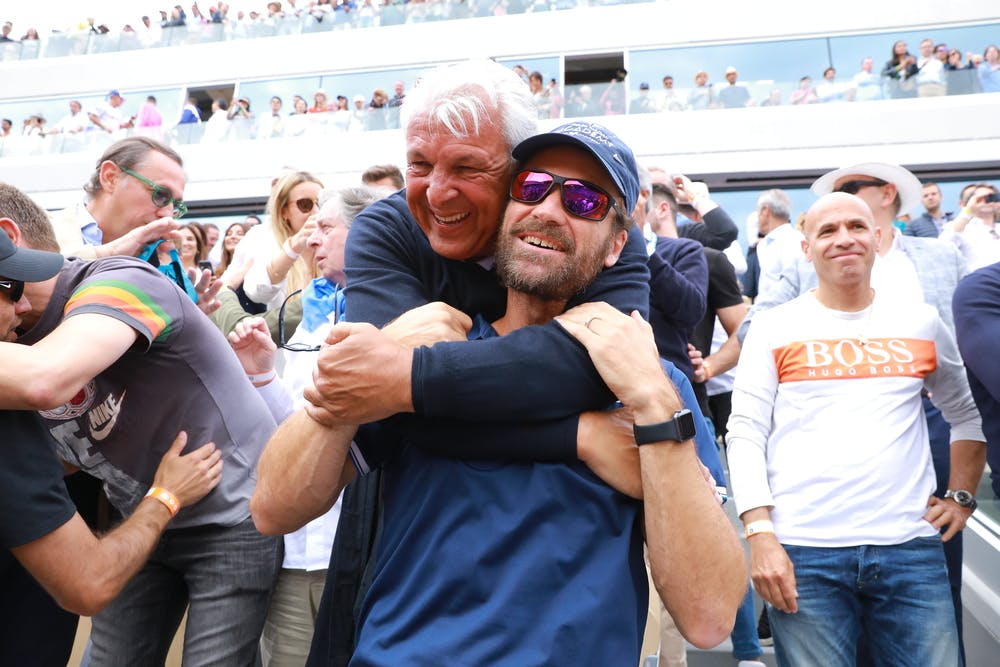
[944,489,978,512]
[633,409,696,445]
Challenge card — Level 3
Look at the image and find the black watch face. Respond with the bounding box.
[676,409,696,441]
[953,490,973,506]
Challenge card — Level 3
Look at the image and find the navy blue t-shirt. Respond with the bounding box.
[1,411,76,567]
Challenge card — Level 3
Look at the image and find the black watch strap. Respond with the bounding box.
[633,409,697,445]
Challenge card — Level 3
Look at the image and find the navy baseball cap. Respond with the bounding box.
[108,89,123,99]
[0,232,64,282]
[512,121,640,213]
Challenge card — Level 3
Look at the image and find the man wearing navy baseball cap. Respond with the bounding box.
[254,121,746,666]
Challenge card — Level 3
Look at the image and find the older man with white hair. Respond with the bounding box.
[252,59,722,666]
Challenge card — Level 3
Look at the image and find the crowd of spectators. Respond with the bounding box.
[2,27,998,159]
[0,0,603,58]
[0,52,998,667]
[629,37,999,113]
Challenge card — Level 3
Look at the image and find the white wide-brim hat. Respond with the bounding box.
[811,162,923,217]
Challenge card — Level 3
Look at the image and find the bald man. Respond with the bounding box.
[727,193,984,667]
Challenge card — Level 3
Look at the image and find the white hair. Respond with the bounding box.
[401,59,538,154]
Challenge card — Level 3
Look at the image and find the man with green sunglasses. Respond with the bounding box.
[48,136,186,261]
[48,136,221,313]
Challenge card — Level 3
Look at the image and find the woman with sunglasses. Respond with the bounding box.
[945,47,982,96]
[242,170,324,311]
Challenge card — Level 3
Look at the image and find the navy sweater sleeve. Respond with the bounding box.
[344,193,649,458]
[953,264,1000,497]
[678,207,739,250]
[647,237,708,379]
[414,223,650,421]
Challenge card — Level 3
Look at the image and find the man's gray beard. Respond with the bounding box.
[495,224,614,301]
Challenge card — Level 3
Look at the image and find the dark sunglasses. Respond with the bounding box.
[0,278,25,303]
[120,167,188,218]
[510,169,621,222]
[834,179,887,195]
[294,198,318,214]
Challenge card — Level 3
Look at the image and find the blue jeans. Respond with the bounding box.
[768,537,958,667]
[731,584,762,660]
[89,517,282,666]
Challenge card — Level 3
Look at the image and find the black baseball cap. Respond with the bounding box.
[0,232,64,281]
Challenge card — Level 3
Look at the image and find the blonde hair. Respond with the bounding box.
[267,170,323,295]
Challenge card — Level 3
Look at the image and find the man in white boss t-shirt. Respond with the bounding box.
[727,192,985,667]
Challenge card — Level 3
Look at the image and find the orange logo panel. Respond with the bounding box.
[773,338,937,383]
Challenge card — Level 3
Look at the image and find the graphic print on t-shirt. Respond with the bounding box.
[773,338,937,383]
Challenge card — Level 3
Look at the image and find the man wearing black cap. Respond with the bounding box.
[0,183,279,665]
[0,186,222,665]
[253,121,746,666]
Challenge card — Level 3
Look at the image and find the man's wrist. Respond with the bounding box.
[744,519,775,539]
[630,380,682,424]
[145,486,180,517]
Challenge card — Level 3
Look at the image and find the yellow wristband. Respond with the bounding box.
[145,486,181,517]
[702,360,713,380]
[744,519,775,539]
[962,206,973,217]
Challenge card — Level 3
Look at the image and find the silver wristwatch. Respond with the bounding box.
[944,489,978,512]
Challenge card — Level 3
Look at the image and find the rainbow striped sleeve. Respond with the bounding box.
[65,279,174,342]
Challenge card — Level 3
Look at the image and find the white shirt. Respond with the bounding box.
[940,217,1000,272]
[916,57,945,85]
[756,222,804,277]
[727,291,983,547]
[53,110,89,134]
[870,229,923,306]
[254,312,343,571]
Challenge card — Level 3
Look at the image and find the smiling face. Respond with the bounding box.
[495,145,627,302]
[802,193,880,289]
[405,111,512,261]
[176,227,199,262]
[223,223,245,252]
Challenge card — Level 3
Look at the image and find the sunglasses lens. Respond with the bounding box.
[512,171,553,203]
[295,198,315,214]
[150,186,173,208]
[562,181,610,220]
[0,280,24,302]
